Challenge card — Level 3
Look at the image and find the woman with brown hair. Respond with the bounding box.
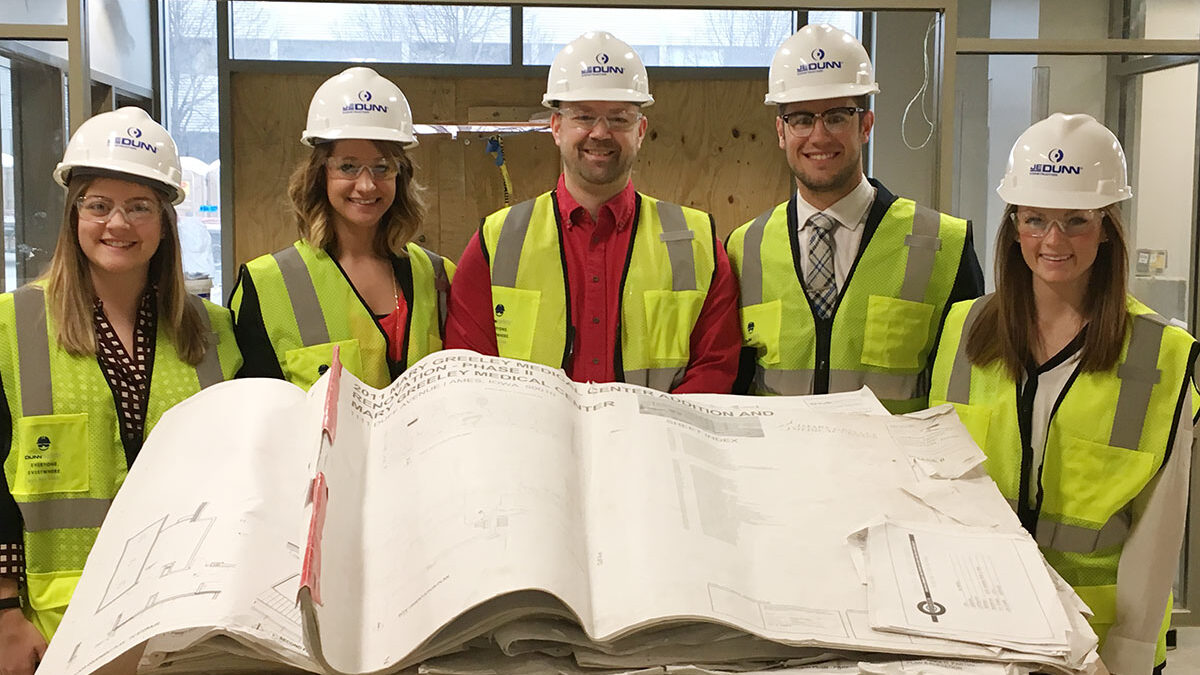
[930,113,1198,675]
[0,107,241,673]
[230,67,453,390]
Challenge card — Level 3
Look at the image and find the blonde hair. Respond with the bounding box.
[286,140,425,258]
[966,202,1130,379]
[43,174,210,365]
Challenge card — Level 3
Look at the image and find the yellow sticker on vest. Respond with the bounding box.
[12,413,90,496]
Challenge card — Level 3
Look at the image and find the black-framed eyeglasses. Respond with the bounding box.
[779,107,867,136]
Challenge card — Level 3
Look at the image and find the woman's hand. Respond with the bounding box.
[0,608,45,675]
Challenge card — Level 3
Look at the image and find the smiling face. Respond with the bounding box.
[777,96,873,209]
[551,100,647,198]
[324,138,397,235]
[75,177,164,282]
[1014,205,1106,293]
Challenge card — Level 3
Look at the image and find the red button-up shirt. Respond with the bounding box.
[445,175,741,393]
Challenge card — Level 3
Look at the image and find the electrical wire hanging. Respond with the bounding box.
[485,135,514,207]
[900,14,940,151]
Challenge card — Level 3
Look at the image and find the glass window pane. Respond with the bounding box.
[1127,0,1200,39]
[522,8,795,67]
[958,0,1120,39]
[0,0,67,25]
[165,0,222,302]
[231,2,511,64]
[89,0,154,92]
[1,57,13,292]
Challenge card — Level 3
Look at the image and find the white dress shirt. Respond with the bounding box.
[791,176,877,290]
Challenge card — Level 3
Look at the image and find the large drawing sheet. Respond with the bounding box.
[38,378,327,675]
[300,353,1094,674]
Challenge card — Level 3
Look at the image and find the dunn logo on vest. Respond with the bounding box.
[36,435,50,451]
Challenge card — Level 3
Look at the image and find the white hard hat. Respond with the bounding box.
[53,107,185,205]
[765,24,879,105]
[543,31,653,108]
[997,113,1132,210]
[301,67,417,148]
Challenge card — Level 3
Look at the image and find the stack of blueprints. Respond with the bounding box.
[37,352,1101,675]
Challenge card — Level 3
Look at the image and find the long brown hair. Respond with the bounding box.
[43,174,210,365]
[286,140,425,258]
[965,203,1130,379]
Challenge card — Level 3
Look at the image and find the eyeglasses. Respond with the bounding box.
[325,157,400,181]
[779,107,866,136]
[76,196,162,226]
[559,110,642,132]
[1013,210,1102,238]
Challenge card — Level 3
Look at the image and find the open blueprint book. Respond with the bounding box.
[39,351,1101,675]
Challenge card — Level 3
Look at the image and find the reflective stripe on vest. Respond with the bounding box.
[899,205,943,303]
[273,246,331,346]
[425,247,451,336]
[755,368,923,400]
[187,294,225,389]
[656,200,697,292]
[14,286,51,417]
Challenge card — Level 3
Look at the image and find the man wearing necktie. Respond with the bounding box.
[726,24,984,413]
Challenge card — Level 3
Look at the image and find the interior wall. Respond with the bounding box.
[231,72,787,267]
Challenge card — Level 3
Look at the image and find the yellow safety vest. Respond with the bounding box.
[930,294,1199,665]
[232,240,453,390]
[727,196,966,413]
[0,283,241,640]
[481,191,715,392]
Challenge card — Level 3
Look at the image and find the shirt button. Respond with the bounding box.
[592,317,600,324]
[592,275,600,283]
[592,358,600,365]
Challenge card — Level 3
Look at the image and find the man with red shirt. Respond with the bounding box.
[445,31,741,393]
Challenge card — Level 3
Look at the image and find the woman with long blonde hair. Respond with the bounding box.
[0,108,241,672]
[931,113,1198,675]
[230,67,453,390]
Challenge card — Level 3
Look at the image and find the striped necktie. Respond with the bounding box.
[805,212,838,320]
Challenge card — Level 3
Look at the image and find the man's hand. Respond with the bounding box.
[0,608,45,675]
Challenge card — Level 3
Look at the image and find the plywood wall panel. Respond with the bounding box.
[231,72,792,269]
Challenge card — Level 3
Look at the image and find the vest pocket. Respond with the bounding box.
[11,414,90,496]
[860,295,934,369]
[949,402,991,449]
[643,290,704,364]
[283,339,364,390]
[1045,436,1157,526]
[25,569,81,612]
[740,300,782,365]
[491,286,540,362]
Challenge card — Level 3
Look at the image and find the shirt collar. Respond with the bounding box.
[555,174,637,231]
[793,174,875,231]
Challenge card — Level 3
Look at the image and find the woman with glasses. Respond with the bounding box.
[930,113,1198,675]
[230,67,453,390]
[0,107,241,671]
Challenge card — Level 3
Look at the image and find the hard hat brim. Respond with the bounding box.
[996,184,1133,211]
[301,126,419,149]
[54,161,186,205]
[543,90,655,109]
[764,82,880,105]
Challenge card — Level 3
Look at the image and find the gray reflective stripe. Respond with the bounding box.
[898,204,943,303]
[656,201,697,292]
[186,294,224,389]
[425,247,451,332]
[273,246,329,347]
[759,368,923,400]
[757,367,812,395]
[13,286,52,417]
[19,497,111,532]
[1110,315,1166,450]
[491,198,536,288]
[1035,511,1130,554]
[738,210,772,307]
[945,295,992,404]
[1006,497,1018,511]
[829,369,925,401]
[624,367,685,392]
